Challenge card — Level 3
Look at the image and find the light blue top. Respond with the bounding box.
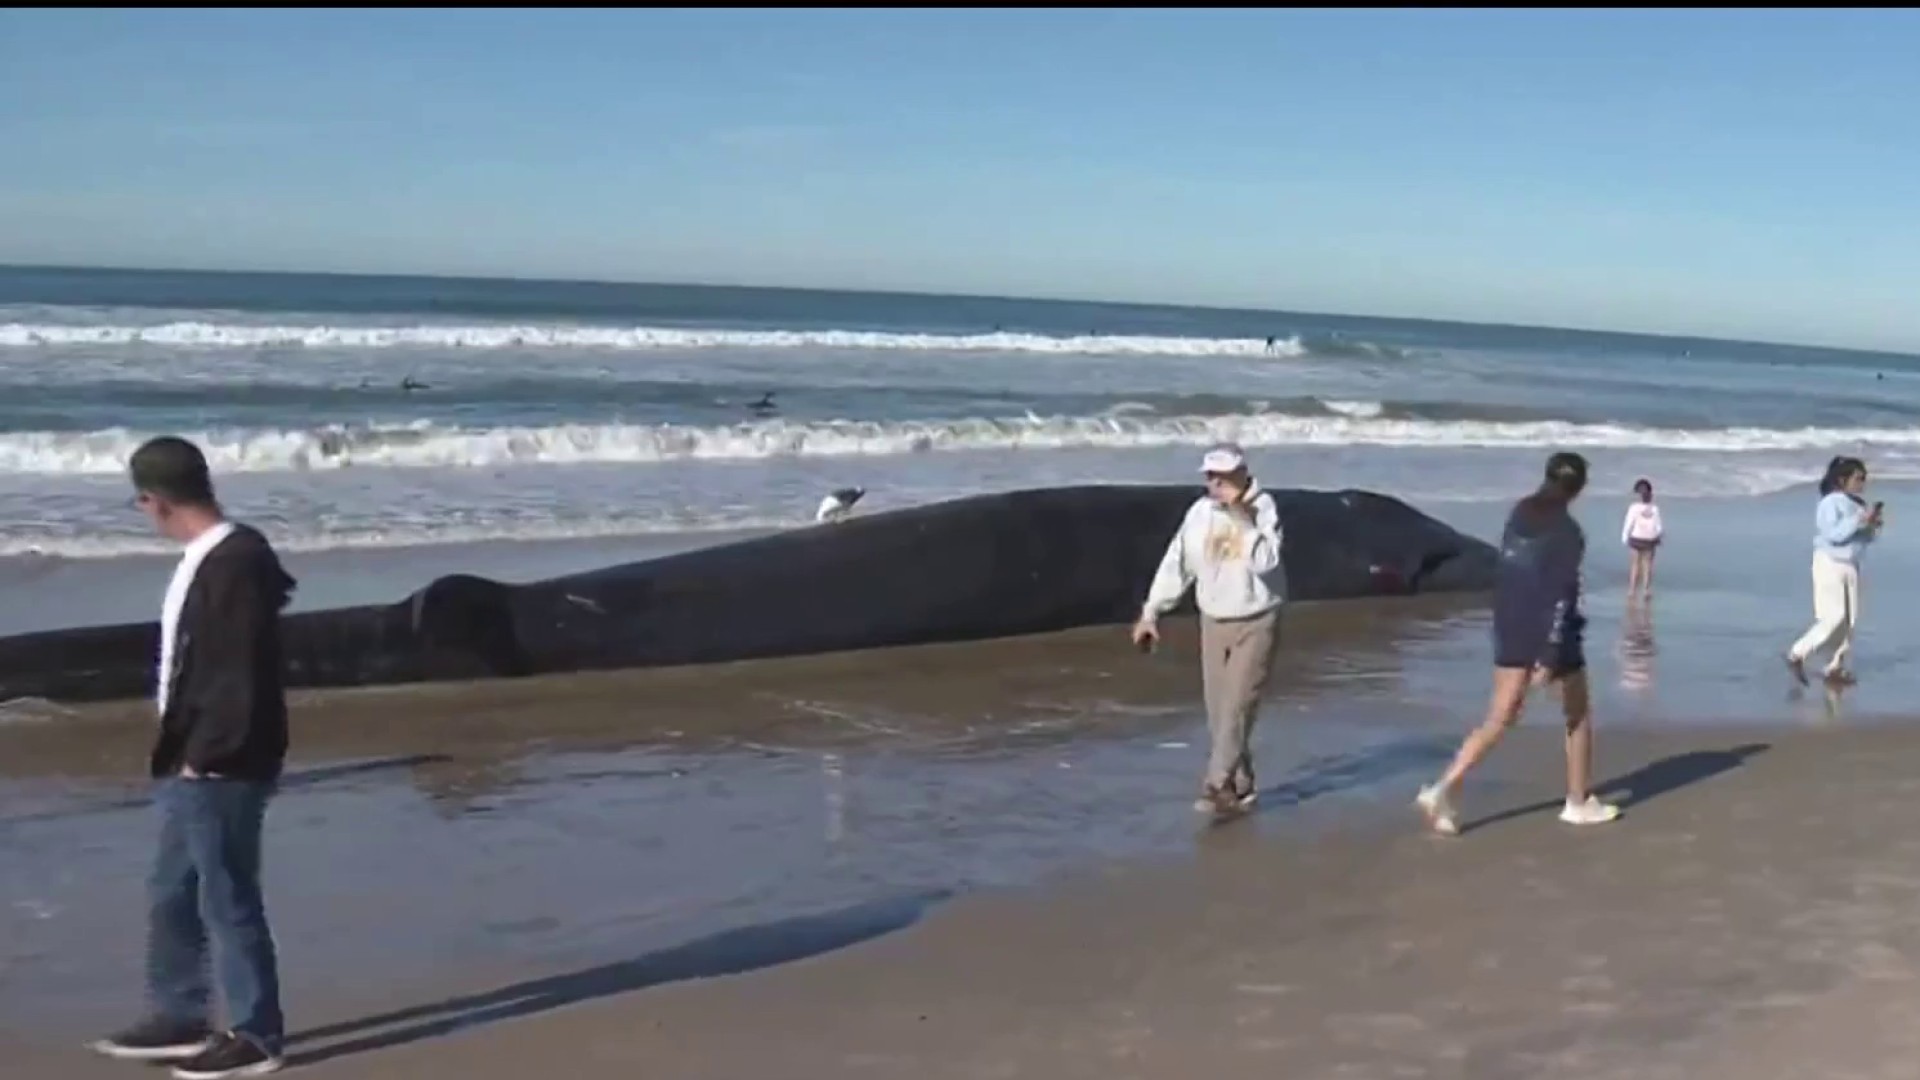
[1814,491,1875,564]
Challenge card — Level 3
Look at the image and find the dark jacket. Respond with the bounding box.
[148,524,298,782]
[1492,496,1587,669]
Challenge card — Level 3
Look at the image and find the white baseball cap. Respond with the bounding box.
[1199,443,1248,474]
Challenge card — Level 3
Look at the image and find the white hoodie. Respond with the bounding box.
[1621,501,1663,544]
[1140,484,1286,623]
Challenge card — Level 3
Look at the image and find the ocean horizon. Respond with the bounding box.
[6,261,1918,362]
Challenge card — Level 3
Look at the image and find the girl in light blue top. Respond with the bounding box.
[1786,456,1882,686]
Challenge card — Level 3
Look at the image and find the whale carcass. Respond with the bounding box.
[0,485,1498,705]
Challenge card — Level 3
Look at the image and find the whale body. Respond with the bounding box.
[0,485,1498,705]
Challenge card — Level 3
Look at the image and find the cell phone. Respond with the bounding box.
[1874,501,1885,514]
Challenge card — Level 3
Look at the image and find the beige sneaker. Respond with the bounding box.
[1415,784,1460,836]
[1558,795,1621,826]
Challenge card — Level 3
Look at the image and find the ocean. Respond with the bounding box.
[1,263,1916,558]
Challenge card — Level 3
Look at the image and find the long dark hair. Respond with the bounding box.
[1818,456,1866,499]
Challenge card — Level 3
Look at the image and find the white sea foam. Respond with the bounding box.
[1323,399,1385,419]
[0,320,1315,358]
[1,413,1917,476]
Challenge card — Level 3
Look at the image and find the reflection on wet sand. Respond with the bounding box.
[1820,682,1849,723]
[0,594,1485,797]
[1617,597,1658,694]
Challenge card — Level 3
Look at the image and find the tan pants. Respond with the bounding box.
[1200,609,1281,790]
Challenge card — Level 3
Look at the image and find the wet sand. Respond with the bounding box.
[14,720,1920,1078]
[0,601,1480,1031]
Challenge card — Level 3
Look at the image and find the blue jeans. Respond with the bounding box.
[145,778,284,1051]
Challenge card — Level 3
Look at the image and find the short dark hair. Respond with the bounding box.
[129,436,216,505]
[1633,477,1653,496]
[1543,451,1588,498]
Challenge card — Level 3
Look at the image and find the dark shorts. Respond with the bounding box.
[1627,537,1660,553]
[1493,609,1587,675]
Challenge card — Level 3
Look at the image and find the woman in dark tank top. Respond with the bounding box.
[1415,451,1621,836]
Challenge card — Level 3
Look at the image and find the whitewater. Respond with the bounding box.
[6,413,1920,477]
[0,319,1323,358]
[0,270,1915,559]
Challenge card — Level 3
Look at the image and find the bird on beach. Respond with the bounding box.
[815,487,866,524]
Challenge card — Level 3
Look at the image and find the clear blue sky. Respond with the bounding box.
[4,9,1919,351]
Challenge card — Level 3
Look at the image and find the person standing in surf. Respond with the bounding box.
[1621,478,1663,600]
[1132,443,1286,818]
[1416,451,1620,836]
[1785,455,1880,687]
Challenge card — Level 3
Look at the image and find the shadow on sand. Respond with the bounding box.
[287,889,949,1067]
[1252,735,1456,814]
[1467,742,1771,833]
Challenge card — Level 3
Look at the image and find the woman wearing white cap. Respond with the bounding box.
[1132,443,1286,818]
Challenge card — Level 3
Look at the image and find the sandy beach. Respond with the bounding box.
[12,717,1920,1078]
[5,477,1920,1079]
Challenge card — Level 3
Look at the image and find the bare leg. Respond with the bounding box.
[1556,669,1619,824]
[1559,670,1594,802]
[1642,550,1655,596]
[1434,666,1532,796]
[1626,550,1643,597]
[1417,667,1532,834]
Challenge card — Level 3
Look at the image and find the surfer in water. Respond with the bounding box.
[749,392,777,416]
[1416,451,1621,836]
[400,375,428,393]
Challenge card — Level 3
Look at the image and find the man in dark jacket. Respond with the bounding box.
[91,437,297,1080]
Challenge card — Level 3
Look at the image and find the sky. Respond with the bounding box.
[3,8,1919,351]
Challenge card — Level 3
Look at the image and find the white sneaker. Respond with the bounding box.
[1415,785,1460,836]
[1558,795,1621,826]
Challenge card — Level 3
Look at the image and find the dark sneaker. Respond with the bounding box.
[170,1032,284,1079]
[88,1017,213,1061]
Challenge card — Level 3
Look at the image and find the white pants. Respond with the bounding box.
[1789,554,1860,673]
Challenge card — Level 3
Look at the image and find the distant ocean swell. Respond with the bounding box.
[3,412,1916,476]
[0,320,1408,360]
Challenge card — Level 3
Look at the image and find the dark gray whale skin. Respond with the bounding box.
[0,485,1497,705]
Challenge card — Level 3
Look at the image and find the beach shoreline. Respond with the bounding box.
[4,271,1918,1077]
